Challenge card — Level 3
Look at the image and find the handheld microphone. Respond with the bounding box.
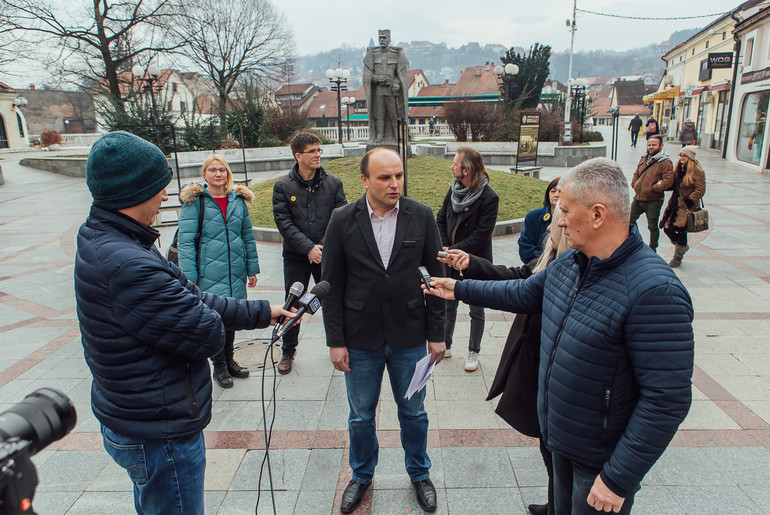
[273,281,331,340]
[277,281,305,325]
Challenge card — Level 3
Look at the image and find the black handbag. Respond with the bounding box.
[167,195,205,265]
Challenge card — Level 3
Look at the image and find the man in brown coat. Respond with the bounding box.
[630,135,674,251]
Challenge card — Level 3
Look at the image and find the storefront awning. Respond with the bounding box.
[710,81,730,92]
[643,86,681,101]
[690,87,705,95]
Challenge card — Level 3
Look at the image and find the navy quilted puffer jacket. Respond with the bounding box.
[75,206,271,439]
[455,226,694,497]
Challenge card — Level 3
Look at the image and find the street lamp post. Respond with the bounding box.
[326,67,350,144]
[342,96,356,141]
[131,64,162,146]
[494,63,520,117]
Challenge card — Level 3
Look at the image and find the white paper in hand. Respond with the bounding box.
[404,353,435,400]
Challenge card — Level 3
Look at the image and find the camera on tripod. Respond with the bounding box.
[0,388,77,514]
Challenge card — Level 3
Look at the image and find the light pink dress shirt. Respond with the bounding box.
[366,197,400,268]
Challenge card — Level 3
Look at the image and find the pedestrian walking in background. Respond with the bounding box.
[645,116,659,139]
[436,147,499,371]
[440,204,570,515]
[630,135,674,252]
[661,146,707,268]
[518,177,561,264]
[679,118,697,147]
[628,114,643,147]
[178,153,259,389]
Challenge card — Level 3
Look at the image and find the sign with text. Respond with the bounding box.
[741,66,770,85]
[518,112,541,165]
[707,52,733,69]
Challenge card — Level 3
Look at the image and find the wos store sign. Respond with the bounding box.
[707,52,733,69]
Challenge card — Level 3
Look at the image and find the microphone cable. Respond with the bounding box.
[255,324,282,515]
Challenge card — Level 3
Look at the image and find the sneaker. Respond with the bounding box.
[465,351,479,372]
[444,348,452,358]
[213,367,233,388]
[277,355,294,375]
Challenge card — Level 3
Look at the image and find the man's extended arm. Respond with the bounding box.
[454,270,546,315]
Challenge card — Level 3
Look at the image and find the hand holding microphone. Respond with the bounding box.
[272,281,331,341]
[276,281,304,326]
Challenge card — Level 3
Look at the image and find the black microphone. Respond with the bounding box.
[277,281,305,326]
[273,281,330,340]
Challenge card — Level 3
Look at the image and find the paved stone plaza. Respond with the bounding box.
[1,135,769,514]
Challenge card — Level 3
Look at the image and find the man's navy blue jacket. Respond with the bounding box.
[75,206,271,440]
[455,226,694,497]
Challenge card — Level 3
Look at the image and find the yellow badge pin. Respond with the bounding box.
[290,196,296,202]
[543,213,551,222]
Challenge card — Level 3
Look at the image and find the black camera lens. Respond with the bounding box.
[0,388,77,456]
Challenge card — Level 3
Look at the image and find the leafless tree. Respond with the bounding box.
[170,0,295,120]
[1,0,182,108]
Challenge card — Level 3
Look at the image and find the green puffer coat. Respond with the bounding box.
[178,183,259,299]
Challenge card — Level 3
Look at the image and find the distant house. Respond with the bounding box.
[305,87,366,129]
[609,80,652,128]
[17,87,97,135]
[0,81,30,149]
[93,69,218,130]
[274,83,320,114]
[407,69,429,97]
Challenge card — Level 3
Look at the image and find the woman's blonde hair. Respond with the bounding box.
[679,157,701,188]
[532,203,569,273]
[201,153,234,194]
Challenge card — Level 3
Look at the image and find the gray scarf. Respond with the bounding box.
[646,148,670,165]
[450,177,487,213]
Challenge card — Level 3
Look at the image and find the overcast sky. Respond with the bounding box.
[280,0,734,56]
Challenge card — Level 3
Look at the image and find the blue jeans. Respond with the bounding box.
[552,452,638,515]
[345,344,431,484]
[101,425,206,515]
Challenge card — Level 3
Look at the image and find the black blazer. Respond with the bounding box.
[436,185,499,276]
[463,254,542,439]
[321,195,445,351]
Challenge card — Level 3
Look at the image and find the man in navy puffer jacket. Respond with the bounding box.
[426,158,694,514]
[75,131,293,515]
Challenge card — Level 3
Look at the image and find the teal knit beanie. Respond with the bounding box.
[86,131,172,210]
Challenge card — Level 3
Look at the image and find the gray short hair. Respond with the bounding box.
[563,158,630,222]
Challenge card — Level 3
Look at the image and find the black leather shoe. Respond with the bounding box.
[412,478,437,512]
[227,360,249,379]
[528,502,549,515]
[213,367,233,388]
[340,479,370,513]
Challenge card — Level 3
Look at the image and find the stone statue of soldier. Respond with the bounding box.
[363,29,409,146]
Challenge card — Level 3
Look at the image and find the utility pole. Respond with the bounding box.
[563,0,577,144]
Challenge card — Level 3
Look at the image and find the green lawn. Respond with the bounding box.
[248,155,546,228]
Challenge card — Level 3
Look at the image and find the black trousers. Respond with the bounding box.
[211,330,236,369]
[664,225,688,246]
[282,258,322,356]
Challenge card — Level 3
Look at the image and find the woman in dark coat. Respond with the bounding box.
[441,204,569,515]
[517,177,561,264]
[436,147,499,372]
[679,119,697,147]
[660,145,706,268]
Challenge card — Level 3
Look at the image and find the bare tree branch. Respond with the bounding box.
[169,0,294,119]
[2,0,184,106]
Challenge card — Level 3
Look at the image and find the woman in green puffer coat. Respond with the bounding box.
[178,153,260,388]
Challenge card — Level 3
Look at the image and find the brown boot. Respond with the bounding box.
[277,355,294,374]
[669,245,689,268]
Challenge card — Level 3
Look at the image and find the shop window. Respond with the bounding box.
[736,90,769,164]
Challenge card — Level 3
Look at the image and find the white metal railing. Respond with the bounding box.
[29,133,104,147]
[312,124,450,142]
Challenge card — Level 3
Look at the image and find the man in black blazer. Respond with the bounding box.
[321,147,446,513]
